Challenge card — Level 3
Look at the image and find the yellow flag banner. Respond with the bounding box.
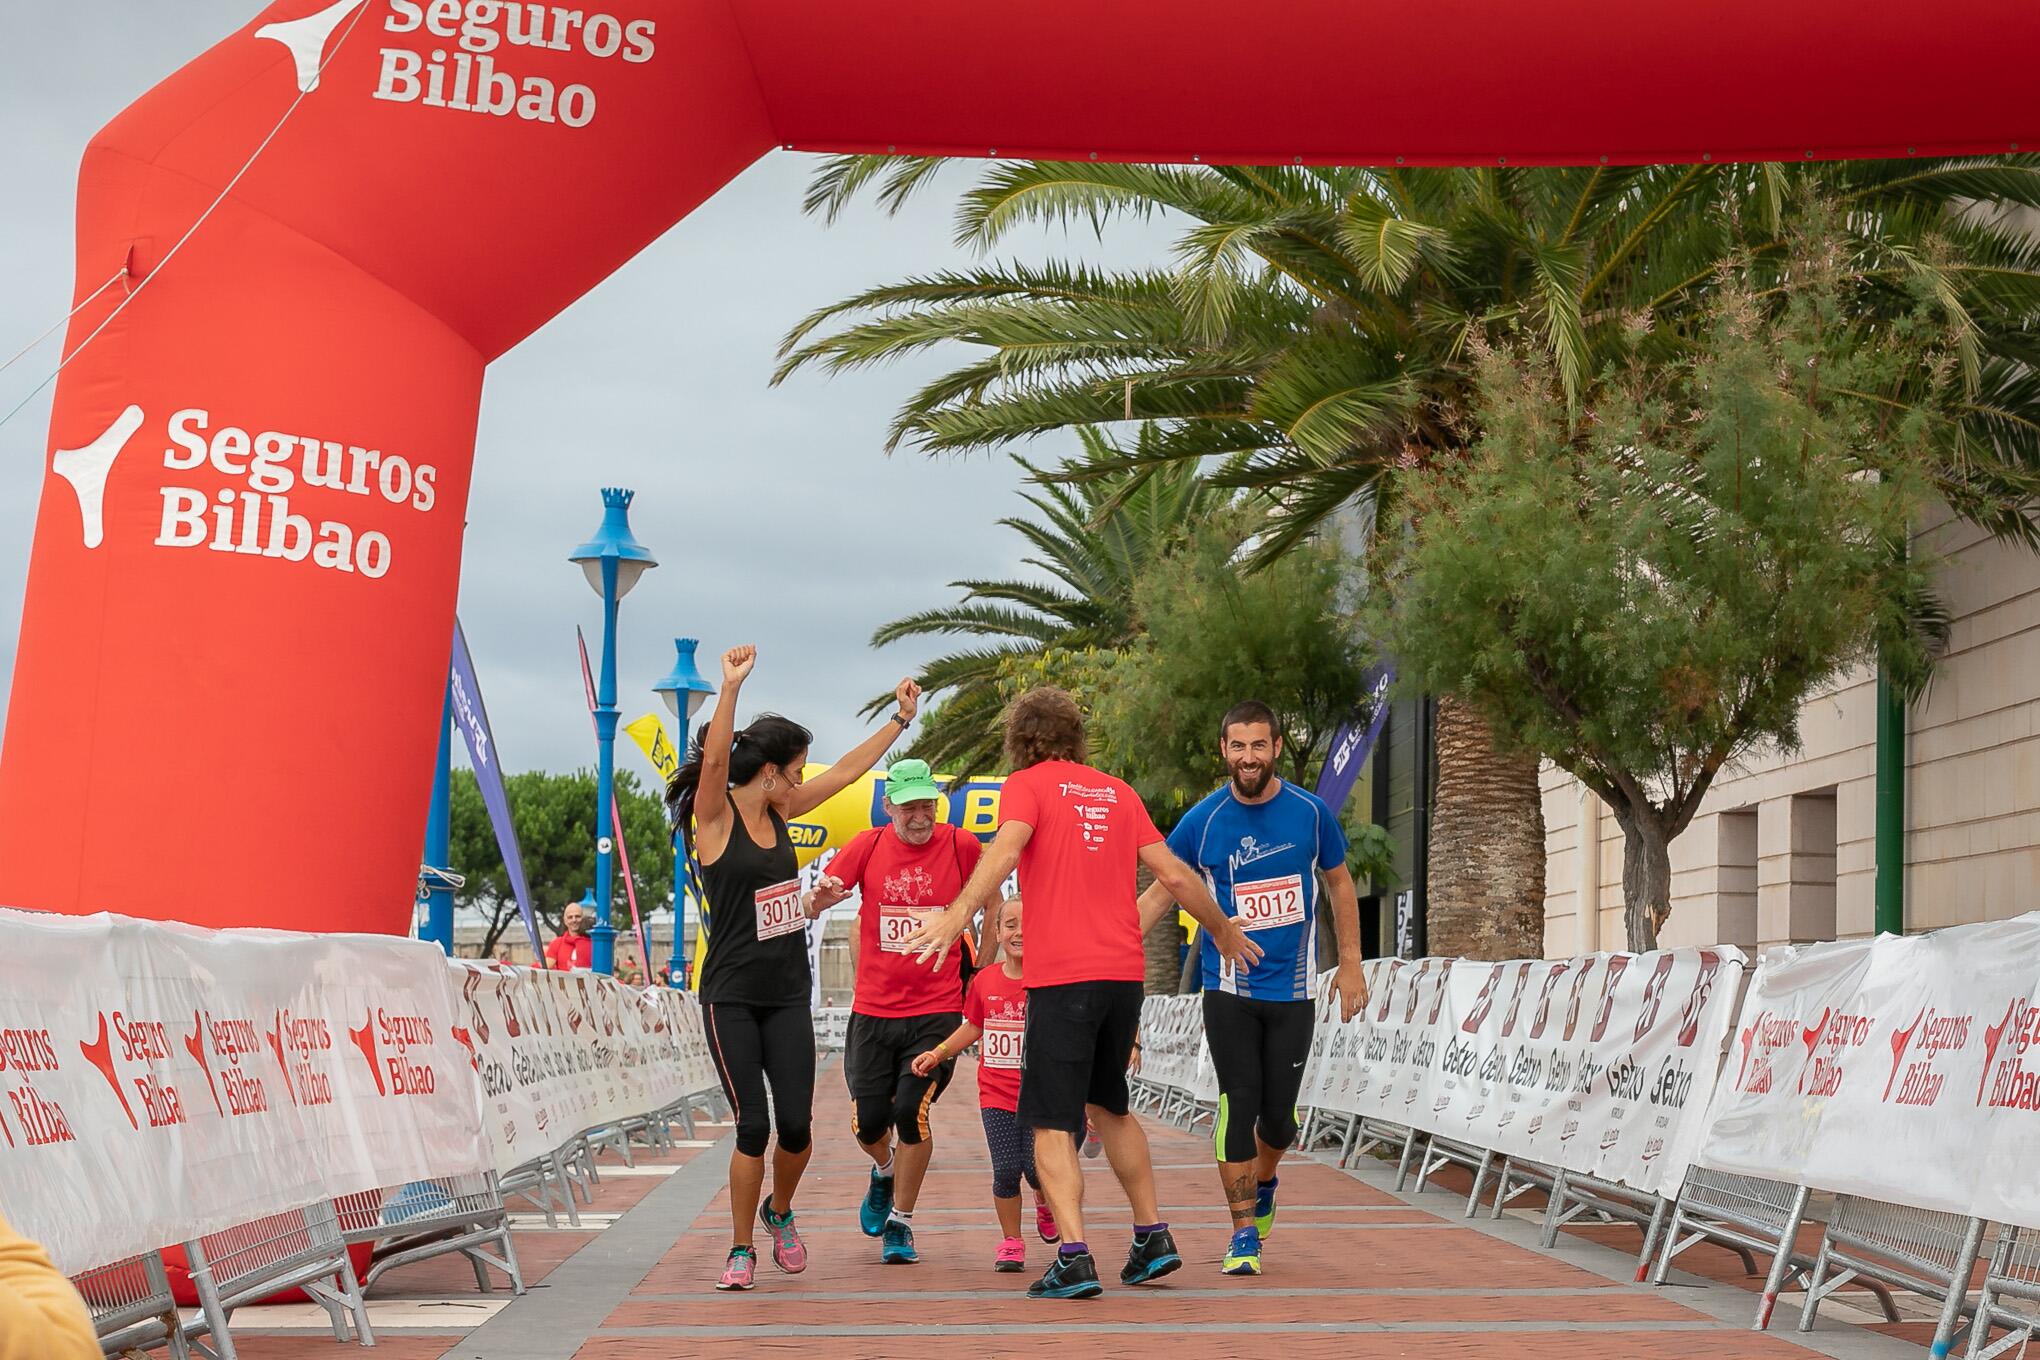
[624,712,682,785]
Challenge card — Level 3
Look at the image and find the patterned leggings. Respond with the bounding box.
[980,1105,1041,1200]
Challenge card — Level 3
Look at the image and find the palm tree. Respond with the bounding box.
[869,429,1229,778]
[780,157,2040,960]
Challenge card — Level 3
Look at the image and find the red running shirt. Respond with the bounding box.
[964,966,1028,1111]
[999,760,1162,988]
[830,824,984,1018]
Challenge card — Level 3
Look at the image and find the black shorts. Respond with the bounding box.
[1017,980,1143,1136]
[845,1011,961,1138]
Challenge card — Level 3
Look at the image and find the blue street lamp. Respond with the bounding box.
[569,487,656,978]
[654,638,716,988]
[577,886,611,974]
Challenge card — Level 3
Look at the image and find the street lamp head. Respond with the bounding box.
[568,486,658,599]
[654,638,717,726]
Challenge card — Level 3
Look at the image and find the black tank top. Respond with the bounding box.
[697,793,810,1008]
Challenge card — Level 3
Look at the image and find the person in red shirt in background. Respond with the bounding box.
[809,759,984,1265]
[545,900,593,970]
[913,896,1057,1272]
[906,687,1260,1300]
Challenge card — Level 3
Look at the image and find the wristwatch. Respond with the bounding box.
[889,711,911,729]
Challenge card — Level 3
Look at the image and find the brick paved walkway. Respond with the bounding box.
[225,1058,1944,1359]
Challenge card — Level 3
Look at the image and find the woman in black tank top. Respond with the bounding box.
[665,644,921,1291]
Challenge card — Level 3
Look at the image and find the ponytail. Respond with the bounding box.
[665,712,813,854]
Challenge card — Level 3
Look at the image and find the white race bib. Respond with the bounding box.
[1234,873,1305,931]
[877,903,939,954]
[981,1017,1025,1070]
[754,880,806,940]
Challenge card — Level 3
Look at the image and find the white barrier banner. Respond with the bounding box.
[1298,945,1745,1196]
[451,961,715,1175]
[1697,915,2040,1225]
[0,910,488,1275]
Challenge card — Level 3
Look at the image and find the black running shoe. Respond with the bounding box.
[1120,1228,1183,1285]
[1027,1250,1104,1299]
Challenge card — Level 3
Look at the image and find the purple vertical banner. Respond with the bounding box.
[450,619,545,960]
[1315,661,1395,813]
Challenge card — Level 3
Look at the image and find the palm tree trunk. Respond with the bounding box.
[1425,696,1547,960]
[1137,863,1186,993]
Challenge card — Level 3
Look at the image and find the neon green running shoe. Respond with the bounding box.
[1221,1226,1263,1276]
[1254,1177,1278,1240]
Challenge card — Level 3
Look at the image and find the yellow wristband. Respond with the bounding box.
[933,1043,949,1060]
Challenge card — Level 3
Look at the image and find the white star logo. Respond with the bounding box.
[51,404,143,550]
[255,0,368,94]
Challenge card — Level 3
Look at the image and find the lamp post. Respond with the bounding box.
[569,487,657,978]
[419,674,456,954]
[576,886,611,974]
[654,638,716,988]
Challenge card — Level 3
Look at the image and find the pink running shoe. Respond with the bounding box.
[760,1203,809,1273]
[995,1237,1026,1272]
[717,1246,757,1291]
[1035,1199,1061,1244]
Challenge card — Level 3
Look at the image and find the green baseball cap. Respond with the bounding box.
[884,758,943,806]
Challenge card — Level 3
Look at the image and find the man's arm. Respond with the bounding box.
[1137,841,1263,971]
[905,820,1031,967]
[1137,879,1179,936]
[1322,863,1370,1020]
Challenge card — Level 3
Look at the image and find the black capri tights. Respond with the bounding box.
[704,1001,815,1158]
[979,1106,1040,1200]
[1202,989,1315,1164]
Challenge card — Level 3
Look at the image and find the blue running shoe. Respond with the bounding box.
[1254,1177,1279,1241]
[1028,1250,1104,1299]
[1221,1226,1263,1276]
[860,1167,894,1237]
[881,1218,919,1264]
[1120,1228,1183,1285]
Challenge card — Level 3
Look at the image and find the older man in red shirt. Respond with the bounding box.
[544,899,594,971]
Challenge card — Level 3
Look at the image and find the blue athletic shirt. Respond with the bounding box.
[1168,780,1348,1001]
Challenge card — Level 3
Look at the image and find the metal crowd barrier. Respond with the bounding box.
[1653,1169,1818,1329]
[1540,1168,1670,1278]
[1798,1195,1967,1350]
[1966,1223,2040,1358]
[1134,976,2014,1346]
[73,1250,190,1358]
[180,1201,373,1360]
[333,1170,524,1295]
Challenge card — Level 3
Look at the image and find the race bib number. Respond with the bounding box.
[754,880,806,940]
[877,903,939,954]
[1234,873,1305,931]
[982,1017,1025,1070]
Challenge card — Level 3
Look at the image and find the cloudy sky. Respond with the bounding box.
[0,4,1178,783]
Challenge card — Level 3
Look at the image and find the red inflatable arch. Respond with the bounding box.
[3,0,2035,934]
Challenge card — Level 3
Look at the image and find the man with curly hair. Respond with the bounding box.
[905,687,1260,1299]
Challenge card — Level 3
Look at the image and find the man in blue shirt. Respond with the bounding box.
[1138,700,1367,1277]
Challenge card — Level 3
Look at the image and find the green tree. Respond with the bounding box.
[1091,514,1374,824]
[865,432,1231,776]
[1373,250,1950,951]
[449,767,675,958]
[781,156,2040,960]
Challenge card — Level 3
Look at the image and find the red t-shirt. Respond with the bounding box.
[830,824,984,1018]
[964,965,1028,1111]
[545,932,592,971]
[998,760,1162,988]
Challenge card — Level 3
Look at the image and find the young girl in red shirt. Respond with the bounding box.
[913,897,1058,1270]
